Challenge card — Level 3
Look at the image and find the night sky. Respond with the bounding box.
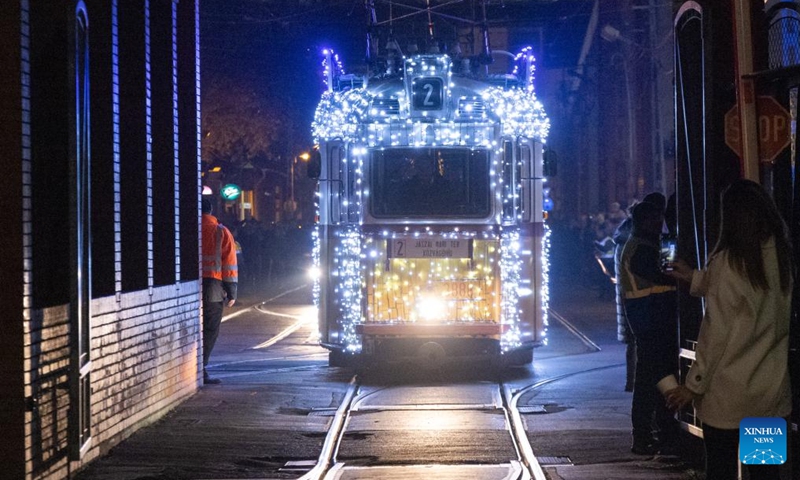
[200,0,593,153]
[201,1,366,152]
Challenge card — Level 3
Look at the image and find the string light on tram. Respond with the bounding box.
[311,47,550,354]
[541,223,551,344]
[500,231,523,350]
[335,227,363,353]
[321,48,345,89]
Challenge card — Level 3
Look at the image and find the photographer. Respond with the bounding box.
[619,200,679,455]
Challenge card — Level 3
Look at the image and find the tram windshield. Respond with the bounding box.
[370,148,491,218]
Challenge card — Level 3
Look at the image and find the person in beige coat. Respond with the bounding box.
[666,179,792,480]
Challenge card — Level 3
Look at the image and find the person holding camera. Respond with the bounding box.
[614,193,668,392]
[665,179,792,479]
[619,200,679,455]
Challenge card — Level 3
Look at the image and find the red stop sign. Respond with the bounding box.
[724,96,791,162]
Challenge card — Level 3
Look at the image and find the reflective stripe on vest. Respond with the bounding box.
[624,283,675,300]
[620,235,676,300]
[219,225,238,280]
[202,227,220,276]
[202,220,238,281]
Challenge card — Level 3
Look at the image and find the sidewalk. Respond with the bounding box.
[75,274,348,480]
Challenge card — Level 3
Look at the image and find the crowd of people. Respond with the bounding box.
[227,218,314,293]
[548,200,635,296]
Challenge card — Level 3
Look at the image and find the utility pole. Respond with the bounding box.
[733,0,760,181]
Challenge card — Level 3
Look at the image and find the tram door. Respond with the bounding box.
[675,1,800,441]
[674,4,712,436]
[675,0,750,435]
[318,142,342,345]
[69,2,93,457]
[318,141,359,348]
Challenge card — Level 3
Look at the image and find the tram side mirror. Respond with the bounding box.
[543,149,557,177]
[307,149,321,179]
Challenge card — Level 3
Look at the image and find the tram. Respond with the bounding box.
[309,46,551,367]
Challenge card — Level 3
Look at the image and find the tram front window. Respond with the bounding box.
[370,148,490,218]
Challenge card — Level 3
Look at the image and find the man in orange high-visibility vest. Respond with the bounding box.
[201,197,238,384]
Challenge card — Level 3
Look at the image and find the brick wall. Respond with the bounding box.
[0,1,25,478]
[24,305,71,480]
[82,283,201,464]
[4,0,205,478]
[22,284,201,479]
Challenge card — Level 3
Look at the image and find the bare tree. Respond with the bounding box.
[201,75,287,169]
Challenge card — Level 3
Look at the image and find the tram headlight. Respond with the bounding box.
[307,266,322,281]
[417,295,448,322]
[517,287,533,297]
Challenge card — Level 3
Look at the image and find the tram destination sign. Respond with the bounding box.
[388,237,472,259]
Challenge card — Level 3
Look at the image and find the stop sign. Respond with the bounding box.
[724,96,791,162]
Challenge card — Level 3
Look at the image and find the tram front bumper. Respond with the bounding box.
[355,322,510,337]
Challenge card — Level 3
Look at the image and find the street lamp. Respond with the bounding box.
[601,22,668,199]
[602,25,639,202]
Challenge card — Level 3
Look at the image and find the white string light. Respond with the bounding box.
[312,48,550,354]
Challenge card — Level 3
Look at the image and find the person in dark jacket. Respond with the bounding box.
[619,199,678,455]
[613,193,666,392]
[613,216,635,391]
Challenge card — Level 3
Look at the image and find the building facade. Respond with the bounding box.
[0,1,204,478]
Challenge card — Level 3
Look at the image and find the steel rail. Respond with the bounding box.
[506,363,626,479]
[298,376,359,480]
[221,283,309,323]
[205,364,324,380]
[250,317,309,350]
[208,352,325,369]
[503,383,545,480]
[549,308,602,352]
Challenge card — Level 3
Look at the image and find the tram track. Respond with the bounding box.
[549,308,602,352]
[296,360,626,480]
[288,310,624,480]
[220,283,309,323]
[208,283,322,379]
[205,364,326,380]
[213,284,625,479]
[297,376,546,480]
[249,314,311,349]
[301,378,361,480]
